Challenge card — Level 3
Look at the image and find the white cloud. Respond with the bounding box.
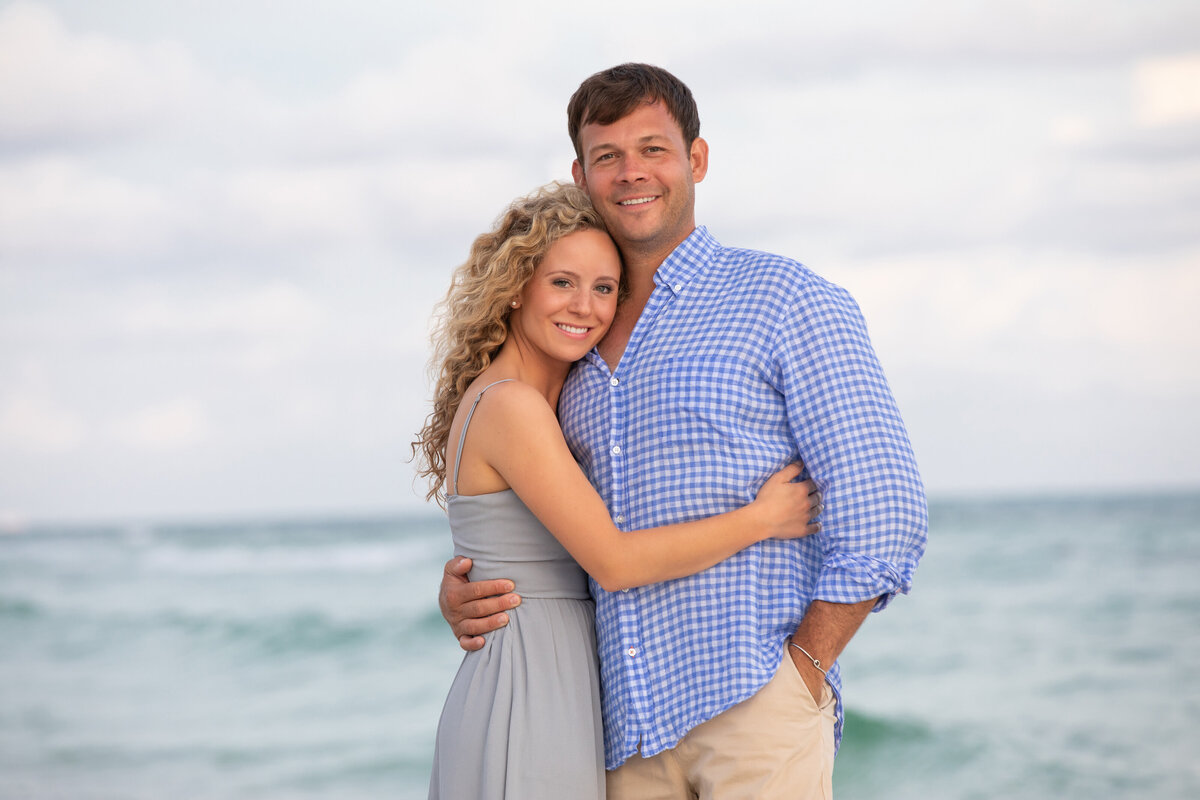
[117,281,329,370]
[1134,53,1200,127]
[3,0,1199,518]
[220,167,376,243]
[108,397,210,450]
[0,387,86,453]
[1050,115,1097,146]
[0,157,178,258]
[0,2,207,145]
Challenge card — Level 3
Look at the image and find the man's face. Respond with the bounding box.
[571,101,708,261]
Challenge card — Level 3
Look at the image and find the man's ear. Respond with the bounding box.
[690,137,709,184]
[571,159,587,189]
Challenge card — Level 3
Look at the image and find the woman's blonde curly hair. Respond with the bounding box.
[413,182,611,504]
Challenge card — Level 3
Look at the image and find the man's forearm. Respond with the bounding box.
[788,597,876,699]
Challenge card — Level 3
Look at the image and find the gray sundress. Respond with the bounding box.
[428,380,605,800]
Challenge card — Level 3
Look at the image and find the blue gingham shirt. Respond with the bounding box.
[557,226,927,770]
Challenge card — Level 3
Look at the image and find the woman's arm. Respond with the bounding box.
[466,382,820,593]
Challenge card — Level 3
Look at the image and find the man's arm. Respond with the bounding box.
[788,598,875,700]
[777,279,928,697]
[439,556,521,651]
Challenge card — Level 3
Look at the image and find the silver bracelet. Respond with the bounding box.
[788,641,827,676]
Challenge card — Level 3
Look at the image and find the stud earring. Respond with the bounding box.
[510,300,519,308]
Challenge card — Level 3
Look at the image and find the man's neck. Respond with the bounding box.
[596,257,660,369]
[597,227,697,369]
[618,228,689,279]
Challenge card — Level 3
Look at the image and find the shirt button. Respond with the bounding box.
[621,588,630,593]
[610,376,619,386]
[626,647,637,658]
[673,283,683,292]
[611,445,622,455]
[615,514,625,523]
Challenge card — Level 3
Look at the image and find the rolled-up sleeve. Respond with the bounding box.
[774,280,928,610]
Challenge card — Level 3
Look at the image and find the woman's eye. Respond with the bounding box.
[552,279,571,288]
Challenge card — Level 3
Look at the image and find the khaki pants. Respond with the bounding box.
[606,651,837,800]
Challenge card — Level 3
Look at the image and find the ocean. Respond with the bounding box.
[1,492,1197,799]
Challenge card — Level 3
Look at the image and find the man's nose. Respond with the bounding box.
[618,153,648,182]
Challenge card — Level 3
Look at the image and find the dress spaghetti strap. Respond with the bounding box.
[451,379,515,496]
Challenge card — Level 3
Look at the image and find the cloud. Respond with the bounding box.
[0,156,178,259]
[3,1,1199,518]
[0,386,85,453]
[108,397,211,450]
[833,244,1200,460]
[1134,53,1200,127]
[120,281,330,372]
[0,2,208,148]
[0,3,568,274]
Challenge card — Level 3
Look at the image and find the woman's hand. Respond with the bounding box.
[750,463,823,540]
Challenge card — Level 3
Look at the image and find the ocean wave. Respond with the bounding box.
[0,595,41,619]
[140,536,449,576]
[158,609,391,656]
[842,708,934,748]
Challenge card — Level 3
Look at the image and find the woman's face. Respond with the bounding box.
[511,228,621,364]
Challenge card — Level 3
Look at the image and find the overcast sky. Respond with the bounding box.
[1,0,1198,524]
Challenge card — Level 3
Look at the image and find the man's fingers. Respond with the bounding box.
[443,556,473,581]
[453,605,516,648]
[455,609,513,638]
[458,634,486,652]
[447,578,517,604]
[453,592,520,624]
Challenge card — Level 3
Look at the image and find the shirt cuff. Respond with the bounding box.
[814,552,911,612]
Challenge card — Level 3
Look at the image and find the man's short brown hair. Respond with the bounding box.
[567,63,701,163]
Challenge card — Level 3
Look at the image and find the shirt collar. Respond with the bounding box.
[654,226,719,295]
[578,226,719,372]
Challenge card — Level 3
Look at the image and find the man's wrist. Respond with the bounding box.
[787,639,827,676]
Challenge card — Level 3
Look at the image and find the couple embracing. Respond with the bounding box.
[414,63,927,800]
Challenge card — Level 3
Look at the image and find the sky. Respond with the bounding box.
[1,0,1198,524]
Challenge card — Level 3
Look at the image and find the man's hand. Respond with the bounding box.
[439,556,522,651]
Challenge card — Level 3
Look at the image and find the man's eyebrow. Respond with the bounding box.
[586,134,670,157]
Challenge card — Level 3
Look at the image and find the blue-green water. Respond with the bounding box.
[1,493,1198,799]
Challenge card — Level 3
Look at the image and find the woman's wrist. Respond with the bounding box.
[746,503,774,544]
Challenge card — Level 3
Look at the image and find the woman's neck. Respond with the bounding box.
[489,340,572,409]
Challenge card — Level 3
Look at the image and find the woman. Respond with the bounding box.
[414,183,821,800]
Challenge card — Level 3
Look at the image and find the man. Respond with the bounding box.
[440,63,927,798]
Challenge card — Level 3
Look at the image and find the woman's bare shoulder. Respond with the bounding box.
[456,376,553,429]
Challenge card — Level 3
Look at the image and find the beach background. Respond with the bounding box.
[2,1,1199,798]
[3,492,1199,799]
